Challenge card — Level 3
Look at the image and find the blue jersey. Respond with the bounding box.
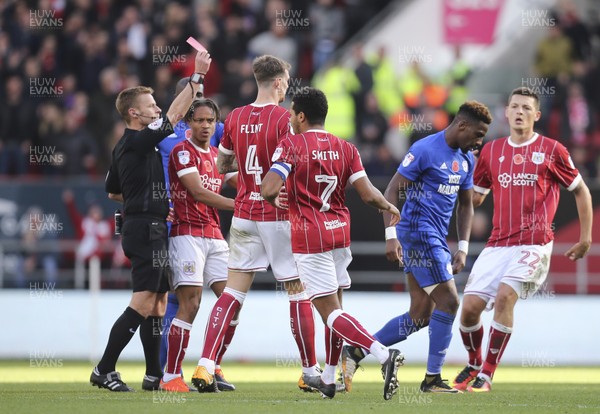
[396,130,473,237]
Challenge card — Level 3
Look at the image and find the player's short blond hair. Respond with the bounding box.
[457,100,492,125]
[115,86,154,122]
[252,55,291,85]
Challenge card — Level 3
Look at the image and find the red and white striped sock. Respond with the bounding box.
[480,320,512,381]
[459,321,484,368]
[199,289,244,372]
[289,295,317,369]
[327,309,388,363]
[163,318,192,382]
[215,319,239,366]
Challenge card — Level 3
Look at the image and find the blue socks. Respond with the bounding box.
[374,312,423,346]
[426,309,455,375]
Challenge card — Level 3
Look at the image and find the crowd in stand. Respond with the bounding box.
[0,0,391,176]
[2,0,600,181]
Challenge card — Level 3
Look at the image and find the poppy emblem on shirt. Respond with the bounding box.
[204,159,213,173]
[513,154,524,165]
[451,160,459,172]
[185,129,192,139]
[178,150,190,165]
[531,152,545,165]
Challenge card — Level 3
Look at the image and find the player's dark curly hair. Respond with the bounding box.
[457,100,493,125]
[185,98,220,123]
[291,87,328,126]
[510,87,540,109]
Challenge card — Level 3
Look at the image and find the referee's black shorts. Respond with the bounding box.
[121,216,170,293]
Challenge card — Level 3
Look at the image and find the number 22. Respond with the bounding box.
[518,250,541,274]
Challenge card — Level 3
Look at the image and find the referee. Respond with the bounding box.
[90,50,212,392]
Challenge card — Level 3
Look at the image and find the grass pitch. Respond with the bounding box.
[0,361,598,414]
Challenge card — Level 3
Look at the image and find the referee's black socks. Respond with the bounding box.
[97,307,145,374]
[140,315,164,378]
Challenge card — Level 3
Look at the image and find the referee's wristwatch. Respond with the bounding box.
[190,72,204,84]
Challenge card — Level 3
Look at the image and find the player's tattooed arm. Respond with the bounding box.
[217,151,238,174]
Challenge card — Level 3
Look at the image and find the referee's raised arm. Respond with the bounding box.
[166,50,211,127]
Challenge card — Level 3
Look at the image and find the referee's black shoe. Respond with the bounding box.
[90,367,134,392]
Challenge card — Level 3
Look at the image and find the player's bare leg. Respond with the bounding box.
[468,283,517,392]
[454,294,487,390]
[193,271,253,392]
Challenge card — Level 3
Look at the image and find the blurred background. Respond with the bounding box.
[0,0,600,294]
[1,1,599,300]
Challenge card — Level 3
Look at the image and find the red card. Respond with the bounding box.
[186,37,207,52]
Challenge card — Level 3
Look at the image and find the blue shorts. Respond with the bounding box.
[397,229,453,289]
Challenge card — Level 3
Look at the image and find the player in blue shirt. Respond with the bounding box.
[341,101,492,393]
[157,77,230,390]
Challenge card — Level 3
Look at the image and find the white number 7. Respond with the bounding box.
[315,175,337,212]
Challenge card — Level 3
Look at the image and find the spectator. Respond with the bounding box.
[312,58,360,140]
[351,44,374,135]
[248,20,298,75]
[59,110,99,176]
[62,189,112,263]
[0,73,35,175]
[309,0,345,71]
[14,206,59,288]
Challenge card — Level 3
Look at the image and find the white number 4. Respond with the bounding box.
[315,175,337,212]
[245,145,263,185]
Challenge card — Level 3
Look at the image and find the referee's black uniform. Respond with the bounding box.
[106,116,173,293]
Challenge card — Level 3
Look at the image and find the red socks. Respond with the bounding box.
[459,322,484,368]
[289,299,317,368]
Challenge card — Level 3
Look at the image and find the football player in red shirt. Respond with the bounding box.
[191,55,318,393]
[453,87,593,392]
[160,99,238,392]
[262,88,404,400]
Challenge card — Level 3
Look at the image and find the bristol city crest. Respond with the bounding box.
[531,152,545,165]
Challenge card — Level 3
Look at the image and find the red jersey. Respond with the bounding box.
[168,140,226,239]
[220,103,290,221]
[473,133,581,247]
[270,129,366,254]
